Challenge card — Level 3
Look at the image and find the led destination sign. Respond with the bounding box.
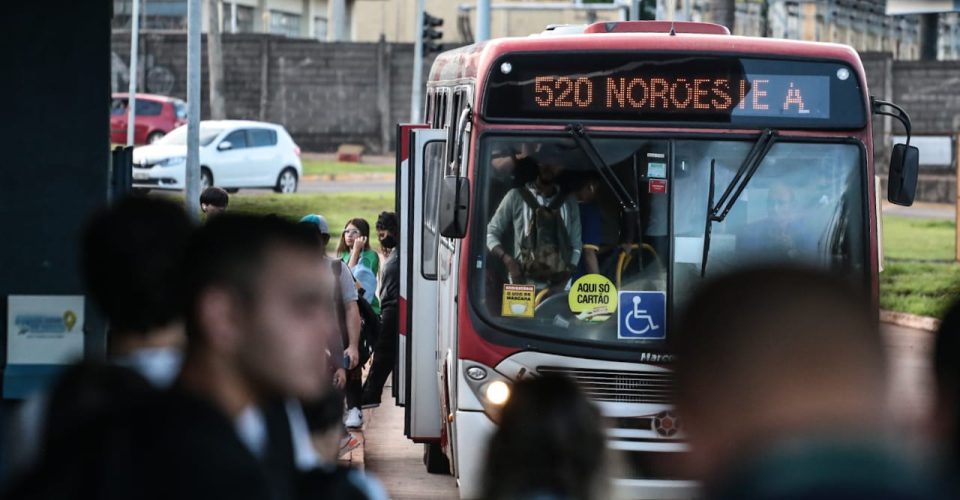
[485,53,866,128]
[529,74,830,119]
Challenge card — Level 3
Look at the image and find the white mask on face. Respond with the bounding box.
[113,347,183,388]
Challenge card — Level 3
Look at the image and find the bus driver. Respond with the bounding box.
[486,146,582,288]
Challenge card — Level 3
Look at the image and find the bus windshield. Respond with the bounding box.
[472,135,867,349]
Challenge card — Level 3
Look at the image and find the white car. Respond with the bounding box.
[132,120,303,193]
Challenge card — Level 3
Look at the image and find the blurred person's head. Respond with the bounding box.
[533,145,571,186]
[673,267,886,487]
[336,218,371,255]
[179,214,333,408]
[934,299,960,467]
[81,196,193,355]
[200,187,229,216]
[375,211,398,250]
[299,213,332,252]
[481,375,609,500]
[768,183,796,222]
[575,175,601,204]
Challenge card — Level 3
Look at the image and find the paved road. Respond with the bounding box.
[883,201,954,220]
[299,180,393,193]
[883,322,935,433]
[241,180,393,194]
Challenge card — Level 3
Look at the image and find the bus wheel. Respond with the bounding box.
[423,442,450,475]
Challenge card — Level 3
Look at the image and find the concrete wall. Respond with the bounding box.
[112,32,432,152]
[862,52,960,202]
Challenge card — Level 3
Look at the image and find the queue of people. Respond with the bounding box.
[0,195,399,500]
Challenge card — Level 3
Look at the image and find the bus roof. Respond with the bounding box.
[427,23,864,86]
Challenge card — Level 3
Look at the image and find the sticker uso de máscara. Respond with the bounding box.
[502,284,535,318]
[569,274,618,321]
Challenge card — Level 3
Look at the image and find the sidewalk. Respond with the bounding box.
[361,380,459,499]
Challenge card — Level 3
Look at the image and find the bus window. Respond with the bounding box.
[472,136,867,349]
[422,141,445,279]
[477,136,670,347]
[671,141,866,309]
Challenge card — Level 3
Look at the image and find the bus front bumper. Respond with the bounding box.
[453,409,699,499]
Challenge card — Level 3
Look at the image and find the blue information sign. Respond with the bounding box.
[618,291,667,340]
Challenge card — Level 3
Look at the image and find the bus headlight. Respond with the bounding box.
[484,380,511,406]
[463,361,514,421]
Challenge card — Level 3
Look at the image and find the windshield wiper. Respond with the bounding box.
[701,129,778,277]
[567,124,641,244]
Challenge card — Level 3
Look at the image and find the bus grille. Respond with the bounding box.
[536,367,673,404]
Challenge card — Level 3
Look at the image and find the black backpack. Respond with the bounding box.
[332,260,381,365]
[517,189,572,284]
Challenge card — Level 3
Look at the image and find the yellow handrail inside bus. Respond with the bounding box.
[535,287,551,308]
[616,243,663,290]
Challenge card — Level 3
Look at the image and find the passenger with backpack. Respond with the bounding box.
[487,145,583,288]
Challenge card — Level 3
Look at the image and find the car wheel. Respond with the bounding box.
[200,168,213,190]
[274,168,298,194]
[147,131,165,144]
[225,188,239,194]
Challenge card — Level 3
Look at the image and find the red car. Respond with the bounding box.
[110,93,187,145]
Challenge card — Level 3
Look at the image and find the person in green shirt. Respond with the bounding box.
[336,217,380,314]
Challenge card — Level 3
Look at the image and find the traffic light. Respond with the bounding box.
[423,12,443,53]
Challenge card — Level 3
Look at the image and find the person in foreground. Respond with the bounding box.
[3,196,192,478]
[932,299,960,494]
[673,267,938,500]
[481,375,610,500]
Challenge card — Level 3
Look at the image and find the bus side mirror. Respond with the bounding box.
[887,143,919,207]
[439,175,470,239]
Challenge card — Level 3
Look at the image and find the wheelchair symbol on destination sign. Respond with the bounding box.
[618,291,666,340]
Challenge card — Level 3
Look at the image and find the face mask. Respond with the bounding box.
[114,347,183,388]
[379,235,397,249]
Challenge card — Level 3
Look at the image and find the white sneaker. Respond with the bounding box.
[344,407,363,429]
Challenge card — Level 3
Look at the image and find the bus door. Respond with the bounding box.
[397,125,446,441]
[395,123,426,407]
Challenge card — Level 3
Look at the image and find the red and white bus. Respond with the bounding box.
[394,21,917,498]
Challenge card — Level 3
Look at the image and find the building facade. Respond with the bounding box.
[112,0,960,59]
[112,0,355,41]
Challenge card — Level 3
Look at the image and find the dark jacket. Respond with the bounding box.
[378,249,399,312]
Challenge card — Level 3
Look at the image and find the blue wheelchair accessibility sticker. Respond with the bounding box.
[618,291,666,340]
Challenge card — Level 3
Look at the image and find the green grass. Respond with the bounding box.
[228,191,395,236]
[881,215,960,317]
[882,216,955,261]
[156,190,395,238]
[301,159,393,177]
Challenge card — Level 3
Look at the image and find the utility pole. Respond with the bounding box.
[713,0,736,33]
[126,0,141,146]
[477,0,491,42]
[920,13,939,61]
[207,0,226,119]
[410,0,425,123]
[186,0,201,220]
[329,0,347,41]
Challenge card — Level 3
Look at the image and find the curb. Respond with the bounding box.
[880,309,940,332]
[302,173,395,183]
